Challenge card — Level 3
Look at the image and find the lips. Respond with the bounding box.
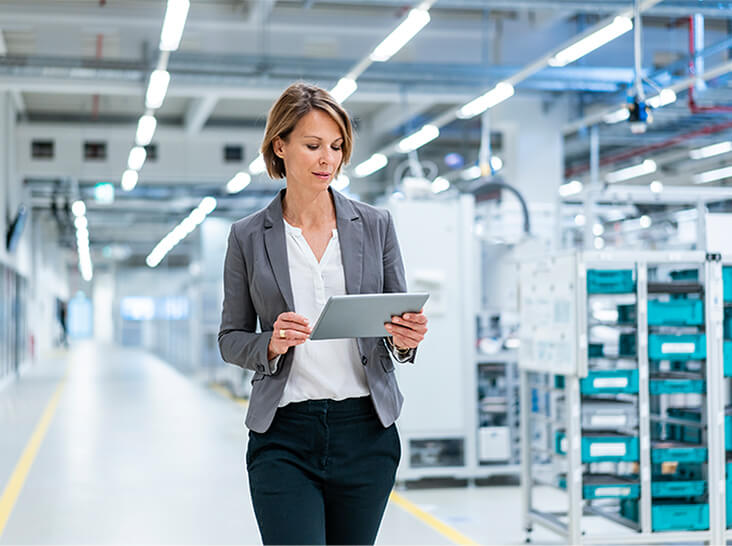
[313,172,331,179]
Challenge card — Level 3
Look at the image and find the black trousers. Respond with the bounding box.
[246,396,401,545]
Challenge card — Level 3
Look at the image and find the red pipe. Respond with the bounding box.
[91,0,105,119]
[688,15,732,113]
[565,119,732,178]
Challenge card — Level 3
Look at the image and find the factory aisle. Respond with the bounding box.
[0,341,567,545]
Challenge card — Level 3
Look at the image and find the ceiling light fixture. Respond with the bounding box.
[354,153,388,178]
[549,16,632,67]
[398,124,439,153]
[457,82,514,119]
[605,159,656,183]
[369,8,430,63]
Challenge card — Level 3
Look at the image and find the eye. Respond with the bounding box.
[331,146,342,151]
[307,144,318,150]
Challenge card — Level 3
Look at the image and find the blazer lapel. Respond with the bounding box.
[263,189,295,311]
[332,188,363,295]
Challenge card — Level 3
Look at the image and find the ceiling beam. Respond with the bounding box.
[184,95,218,135]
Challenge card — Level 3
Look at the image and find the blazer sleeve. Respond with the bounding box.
[218,226,277,375]
[381,210,417,364]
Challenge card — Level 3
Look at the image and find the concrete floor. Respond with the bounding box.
[0,341,619,545]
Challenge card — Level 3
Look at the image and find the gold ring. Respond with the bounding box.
[279,329,286,339]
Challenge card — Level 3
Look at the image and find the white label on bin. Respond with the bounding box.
[560,438,568,453]
[598,487,630,497]
[661,342,695,354]
[593,377,628,388]
[590,443,627,457]
[591,415,627,427]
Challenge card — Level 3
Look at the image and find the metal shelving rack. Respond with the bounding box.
[518,250,726,545]
[476,350,521,476]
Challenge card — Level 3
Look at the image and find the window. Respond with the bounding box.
[31,140,54,159]
[224,144,244,163]
[84,141,107,161]
[144,143,158,161]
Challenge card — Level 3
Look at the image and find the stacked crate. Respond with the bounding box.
[555,269,642,511]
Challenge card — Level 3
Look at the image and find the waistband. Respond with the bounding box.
[277,395,374,417]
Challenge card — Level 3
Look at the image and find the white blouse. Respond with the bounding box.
[276,219,370,407]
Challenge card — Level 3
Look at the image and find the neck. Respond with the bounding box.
[282,184,336,228]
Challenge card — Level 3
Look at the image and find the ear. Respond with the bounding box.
[272,136,286,159]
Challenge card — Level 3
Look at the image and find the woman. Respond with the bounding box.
[218,82,428,545]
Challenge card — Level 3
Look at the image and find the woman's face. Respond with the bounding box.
[273,109,344,191]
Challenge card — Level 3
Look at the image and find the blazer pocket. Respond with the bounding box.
[380,356,395,373]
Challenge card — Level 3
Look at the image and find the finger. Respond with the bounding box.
[401,312,427,324]
[390,316,427,335]
[276,320,312,334]
[274,329,310,343]
[385,323,423,343]
[279,312,310,325]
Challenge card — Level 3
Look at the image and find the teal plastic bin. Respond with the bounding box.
[587,269,635,294]
[667,407,702,444]
[651,502,709,531]
[581,434,639,462]
[650,375,705,395]
[648,299,704,326]
[670,269,699,281]
[652,443,707,463]
[649,334,706,360]
[620,499,639,522]
[617,304,637,324]
[581,369,639,394]
[725,341,732,377]
[651,480,706,498]
[724,267,732,302]
[724,308,732,339]
[619,333,637,357]
[555,430,566,455]
[584,476,639,499]
[588,343,604,358]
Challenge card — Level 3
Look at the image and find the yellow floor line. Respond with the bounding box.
[389,491,479,545]
[0,370,69,539]
[209,383,249,408]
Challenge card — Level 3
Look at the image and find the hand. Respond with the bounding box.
[384,309,428,350]
[268,312,311,360]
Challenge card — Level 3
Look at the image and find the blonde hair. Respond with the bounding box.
[261,82,353,179]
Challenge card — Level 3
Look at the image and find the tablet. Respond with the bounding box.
[309,292,429,340]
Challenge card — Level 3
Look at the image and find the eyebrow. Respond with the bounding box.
[303,135,344,142]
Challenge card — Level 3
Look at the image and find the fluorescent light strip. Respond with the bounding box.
[128,146,147,171]
[457,82,514,119]
[121,170,139,191]
[647,88,677,109]
[549,16,632,67]
[226,172,251,194]
[159,0,190,52]
[72,200,86,217]
[354,153,388,177]
[693,165,732,184]
[559,180,583,197]
[330,78,358,103]
[146,197,217,268]
[690,141,732,160]
[145,69,170,109]
[603,108,630,124]
[369,8,430,63]
[398,124,439,153]
[249,154,266,175]
[605,159,656,183]
[135,115,157,146]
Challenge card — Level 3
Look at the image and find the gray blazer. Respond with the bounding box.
[218,188,415,433]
